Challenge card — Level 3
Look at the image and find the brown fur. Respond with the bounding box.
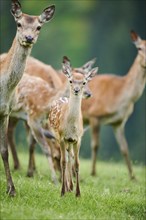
[81,32,146,179]
[0,1,55,196]
[47,57,97,196]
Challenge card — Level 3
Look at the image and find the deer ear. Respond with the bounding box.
[74,57,97,75]
[39,5,55,23]
[130,30,142,47]
[81,58,97,71]
[11,0,22,19]
[62,56,72,78]
[86,67,98,81]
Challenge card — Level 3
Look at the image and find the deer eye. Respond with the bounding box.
[138,48,142,51]
[83,82,86,85]
[69,80,72,84]
[17,22,22,28]
[37,26,41,31]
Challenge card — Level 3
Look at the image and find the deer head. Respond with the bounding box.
[11,0,55,47]
[72,57,97,98]
[131,30,146,67]
[62,56,98,97]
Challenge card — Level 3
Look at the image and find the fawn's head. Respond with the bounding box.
[11,0,55,47]
[131,30,146,67]
[73,57,97,98]
[62,56,98,97]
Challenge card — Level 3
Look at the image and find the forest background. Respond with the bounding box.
[0,0,145,164]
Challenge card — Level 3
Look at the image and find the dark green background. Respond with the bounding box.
[0,0,145,164]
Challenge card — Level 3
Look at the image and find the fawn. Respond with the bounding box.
[47,56,98,196]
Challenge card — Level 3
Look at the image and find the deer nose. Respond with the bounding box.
[84,91,91,99]
[25,35,33,43]
[74,87,80,94]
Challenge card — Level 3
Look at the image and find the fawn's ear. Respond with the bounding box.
[74,57,97,75]
[39,5,55,23]
[81,58,97,71]
[62,56,72,78]
[11,0,22,19]
[85,67,98,81]
[130,30,142,47]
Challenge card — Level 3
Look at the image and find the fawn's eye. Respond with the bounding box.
[37,26,41,31]
[17,22,22,28]
[69,80,72,84]
[83,82,86,85]
[138,47,142,51]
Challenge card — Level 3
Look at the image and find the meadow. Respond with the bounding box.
[0,151,145,220]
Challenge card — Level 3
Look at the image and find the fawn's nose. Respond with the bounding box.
[25,35,34,43]
[74,87,80,94]
[84,91,91,99]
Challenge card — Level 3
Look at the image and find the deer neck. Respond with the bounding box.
[67,92,82,120]
[6,36,32,90]
[126,55,146,101]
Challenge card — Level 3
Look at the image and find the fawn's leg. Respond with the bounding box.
[73,142,80,197]
[67,147,74,191]
[28,118,58,184]
[60,141,66,196]
[27,132,36,177]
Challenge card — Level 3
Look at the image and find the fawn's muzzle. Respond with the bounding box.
[25,35,34,43]
[74,87,80,95]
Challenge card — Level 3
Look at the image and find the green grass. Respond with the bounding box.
[0,151,145,220]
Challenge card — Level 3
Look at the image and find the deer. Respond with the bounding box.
[10,73,60,182]
[47,56,98,197]
[81,30,146,180]
[1,55,63,170]
[0,0,55,196]
[1,53,92,172]
[8,57,94,181]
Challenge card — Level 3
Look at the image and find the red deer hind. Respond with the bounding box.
[0,0,55,196]
[81,30,146,179]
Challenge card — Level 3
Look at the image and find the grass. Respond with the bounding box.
[0,151,145,220]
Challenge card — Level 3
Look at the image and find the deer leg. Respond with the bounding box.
[25,122,36,173]
[0,116,16,196]
[113,125,135,180]
[28,118,58,184]
[67,148,74,192]
[60,141,66,196]
[8,118,20,170]
[73,142,80,197]
[27,133,36,177]
[46,139,61,182]
[90,117,100,176]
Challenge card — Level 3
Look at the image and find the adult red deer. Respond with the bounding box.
[81,30,146,179]
[0,0,55,196]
